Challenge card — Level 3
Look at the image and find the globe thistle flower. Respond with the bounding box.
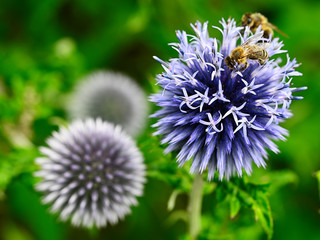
[67,71,148,137]
[35,118,146,228]
[150,19,306,180]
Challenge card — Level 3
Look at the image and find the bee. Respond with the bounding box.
[241,12,288,39]
[225,32,269,71]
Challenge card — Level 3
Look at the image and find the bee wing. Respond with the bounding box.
[243,45,264,55]
[266,22,289,38]
[255,42,271,49]
[240,32,264,47]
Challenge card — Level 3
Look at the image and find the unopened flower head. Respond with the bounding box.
[68,71,148,137]
[35,118,146,228]
[150,19,306,180]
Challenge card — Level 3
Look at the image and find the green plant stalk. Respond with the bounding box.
[188,174,204,239]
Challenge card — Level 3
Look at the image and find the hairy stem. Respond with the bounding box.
[188,174,204,239]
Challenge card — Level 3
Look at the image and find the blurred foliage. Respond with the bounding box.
[0,0,319,239]
[315,170,320,201]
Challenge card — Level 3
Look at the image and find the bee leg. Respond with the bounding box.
[239,62,249,71]
[262,27,273,39]
[258,59,265,65]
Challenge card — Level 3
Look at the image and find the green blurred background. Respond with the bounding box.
[0,0,319,239]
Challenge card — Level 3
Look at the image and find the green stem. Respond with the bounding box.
[188,174,204,239]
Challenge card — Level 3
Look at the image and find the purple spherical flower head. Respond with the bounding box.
[150,19,306,180]
[35,118,146,228]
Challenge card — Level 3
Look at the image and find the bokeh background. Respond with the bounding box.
[0,0,319,239]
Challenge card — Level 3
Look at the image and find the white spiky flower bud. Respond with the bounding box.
[67,71,148,137]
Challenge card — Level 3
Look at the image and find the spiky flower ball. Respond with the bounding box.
[150,19,306,180]
[35,119,146,228]
[67,71,148,137]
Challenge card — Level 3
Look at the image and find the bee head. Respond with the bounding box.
[241,13,254,27]
[225,56,235,69]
